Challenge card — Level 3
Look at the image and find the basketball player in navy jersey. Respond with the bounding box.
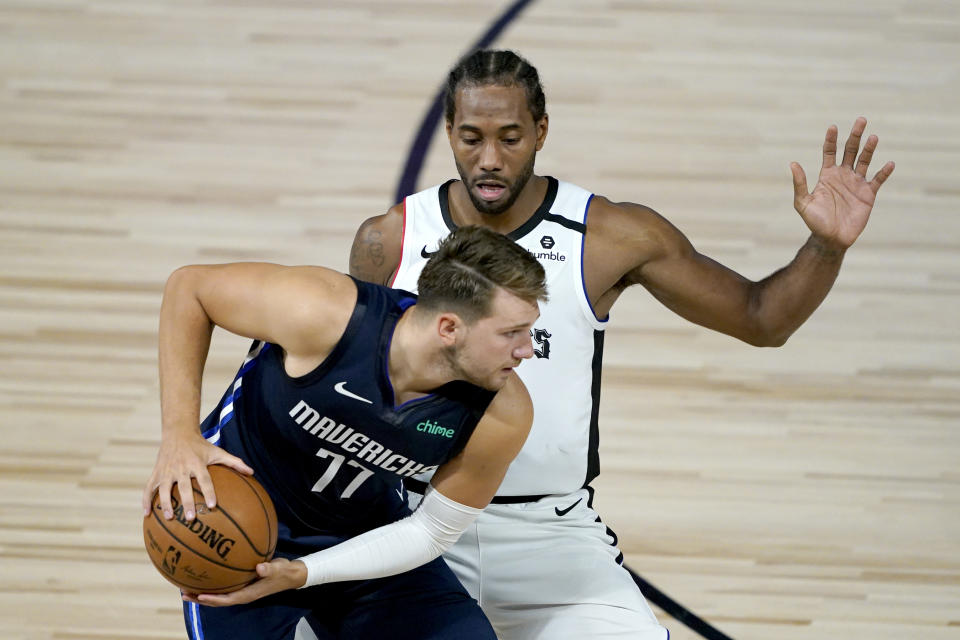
[142,225,548,639]
[348,50,895,639]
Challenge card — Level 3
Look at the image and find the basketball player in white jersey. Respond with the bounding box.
[348,49,895,639]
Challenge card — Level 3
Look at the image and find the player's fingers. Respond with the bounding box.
[790,162,809,210]
[176,472,197,522]
[841,117,867,168]
[194,592,236,607]
[141,476,157,516]
[822,124,838,168]
[855,134,878,177]
[189,591,241,607]
[198,582,265,607]
[869,161,895,193]
[157,480,175,520]
[210,449,255,476]
[193,465,218,511]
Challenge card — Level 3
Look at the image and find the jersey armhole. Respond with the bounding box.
[576,194,609,329]
[387,198,407,288]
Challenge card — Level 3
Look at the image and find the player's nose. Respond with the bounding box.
[514,335,534,360]
[479,141,502,171]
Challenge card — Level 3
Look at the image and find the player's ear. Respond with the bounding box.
[437,312,463,347]
[535,113,549,151]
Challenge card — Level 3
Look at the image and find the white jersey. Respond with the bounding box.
[392,177,608,497]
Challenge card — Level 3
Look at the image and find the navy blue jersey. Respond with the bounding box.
[199,278,496,536]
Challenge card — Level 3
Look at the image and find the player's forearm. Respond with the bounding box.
[748,234,845,346]
[158,267,214,439]
[297,487,481,587]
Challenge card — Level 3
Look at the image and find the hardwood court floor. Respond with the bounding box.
[1,1,958,639]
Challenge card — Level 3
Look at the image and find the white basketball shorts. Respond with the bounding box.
[411,488,669,640]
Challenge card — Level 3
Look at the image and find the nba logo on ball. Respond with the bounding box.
[143,465,278,594]
[162,546,182,575]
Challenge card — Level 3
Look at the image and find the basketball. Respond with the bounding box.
[143,464,278,594]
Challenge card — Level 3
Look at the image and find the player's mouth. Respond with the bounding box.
[475,180,507,202]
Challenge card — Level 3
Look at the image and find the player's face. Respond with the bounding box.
[447,84,547,216]
[448,288,539,391]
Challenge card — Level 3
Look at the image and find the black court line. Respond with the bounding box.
[629,569,734,640]
[391,2,736,639]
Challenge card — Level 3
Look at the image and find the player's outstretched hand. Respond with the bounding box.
[142,430,254,523]
[182,558,308,607]
[790,117,895,250]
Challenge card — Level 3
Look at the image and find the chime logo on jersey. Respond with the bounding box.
[416,419,454,438]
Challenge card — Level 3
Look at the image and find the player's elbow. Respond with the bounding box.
[164,265,190,295]
[739,322,792,348]
[162,265,216,315]
[741,286,794,347]
[164,265,203,297]
[746,331,790,348]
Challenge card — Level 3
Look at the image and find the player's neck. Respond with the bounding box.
[449,175,548,235]
[387,309,454,403]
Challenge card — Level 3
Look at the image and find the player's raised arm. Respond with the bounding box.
[587,118,894,347]
[142,263,355,524]
[349,206,405,285]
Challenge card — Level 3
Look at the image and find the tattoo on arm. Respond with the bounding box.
[806,236,845,262]
[349,226,387,284]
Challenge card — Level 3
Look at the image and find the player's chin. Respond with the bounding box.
[488,368,515,390]
[471,189,512,215]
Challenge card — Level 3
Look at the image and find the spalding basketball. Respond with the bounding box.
[143,464,278,594]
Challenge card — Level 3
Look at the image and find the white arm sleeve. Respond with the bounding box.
[298,486,482,588]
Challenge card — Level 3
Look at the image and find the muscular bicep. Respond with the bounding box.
[625,217,766,342]
[349,208,404,286]
[429,375,533,508]
[586,199,761,342]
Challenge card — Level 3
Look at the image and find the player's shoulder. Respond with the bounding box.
[356,204,404,240]
[585,194,678,246]
[586,193,661,226]
[485,373,533,432]
[458,372,532,466]
[266,266,360,357]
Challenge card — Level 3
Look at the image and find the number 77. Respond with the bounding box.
[311,447,375,499]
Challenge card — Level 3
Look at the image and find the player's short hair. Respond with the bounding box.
[444,49,546,124]
[417,225,547,323]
